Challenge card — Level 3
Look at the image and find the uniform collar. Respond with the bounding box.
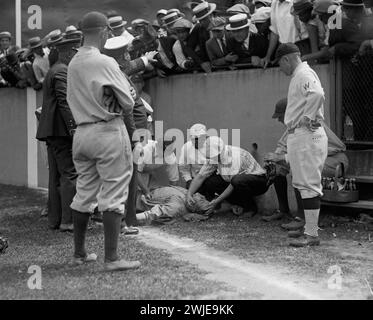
[292,61,308,78]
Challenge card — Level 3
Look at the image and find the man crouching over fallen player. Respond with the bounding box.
[186,136,270,217]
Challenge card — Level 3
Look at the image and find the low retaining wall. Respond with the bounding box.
[0,64,332,212]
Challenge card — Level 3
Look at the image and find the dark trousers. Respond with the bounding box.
[273,175,304,219]
[198,173,269,212]
[47,137,77,228]
[47,143,61,229]
[123,163,138,226]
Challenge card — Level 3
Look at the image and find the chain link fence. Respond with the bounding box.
[340,53,373,143]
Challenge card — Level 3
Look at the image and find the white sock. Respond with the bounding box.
[304,209,320,237]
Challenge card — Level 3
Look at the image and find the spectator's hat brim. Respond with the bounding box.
[341,0,364,6]
[193,3,217,20]
[226,14,257,32]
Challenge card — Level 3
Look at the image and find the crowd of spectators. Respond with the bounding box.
[1,0,373,90]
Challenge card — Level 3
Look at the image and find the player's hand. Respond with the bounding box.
[186,193,195,207]
[205,199,219,215]
[144,51,158,63]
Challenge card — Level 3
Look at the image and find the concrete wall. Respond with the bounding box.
[148,64,331,212]
[0,64,331,211]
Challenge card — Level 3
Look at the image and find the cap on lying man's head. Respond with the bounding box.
[190,123,207,138]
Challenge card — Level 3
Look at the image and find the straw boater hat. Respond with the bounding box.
[131,19,150,28]
[64,25,83,39]
[167,8,186,18]
[163,12,183,26]
[104,36,132,57]
[108,16,127,29]
[28,37,43,50]
[0,31,12,40]
[193,1,217,20]
[46,29,63,46]
[226,14,258,33]
[156,9,168,17]
[341,0,364,6]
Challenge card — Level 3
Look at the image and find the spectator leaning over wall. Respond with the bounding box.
[261,0,310,68]
[226,14,267,66]
[291,0,327,59]
[206,17,238,67]
[188,1,217,73]
[28,37,50,86]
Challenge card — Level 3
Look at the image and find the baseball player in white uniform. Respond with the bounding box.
[273,43,328,247]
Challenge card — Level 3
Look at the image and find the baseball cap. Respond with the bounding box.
[203,136,225,159]
[272,98,288,118]
[80,11,110,31]
[275,43,300,62]
[190,123,207,138]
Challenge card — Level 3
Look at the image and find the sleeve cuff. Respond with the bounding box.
[141,57,149,67]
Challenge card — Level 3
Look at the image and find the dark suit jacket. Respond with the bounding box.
[226,33,268,64]
[206,37,228,66]
[36,62,75,141]
[329,17,363,58]
[155,36,178,70]
[187,23,210,63]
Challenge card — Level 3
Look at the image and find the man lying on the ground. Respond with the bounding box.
[186,136,270,217]
[136,186,210,224]
[179,123,208,189]
[263,98,349,238]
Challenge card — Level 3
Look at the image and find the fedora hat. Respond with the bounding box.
[226,14,257,33]
[28,37,43,50]
[227,3,251,15]
[47,29,63,46]
[108,16,127,29]
[291,0,313,15]
[0,31,12,40]
[312,0,340,14]
[251,7,271,23]
[341,0,364,6]
[163,12,183,26]
[55,37,81,52]
[193,2,217,20]
[171,18,194,30]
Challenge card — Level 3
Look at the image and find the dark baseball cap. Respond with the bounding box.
[272,98,288,119]
[275,43,300,62]
[80,11,111,31]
